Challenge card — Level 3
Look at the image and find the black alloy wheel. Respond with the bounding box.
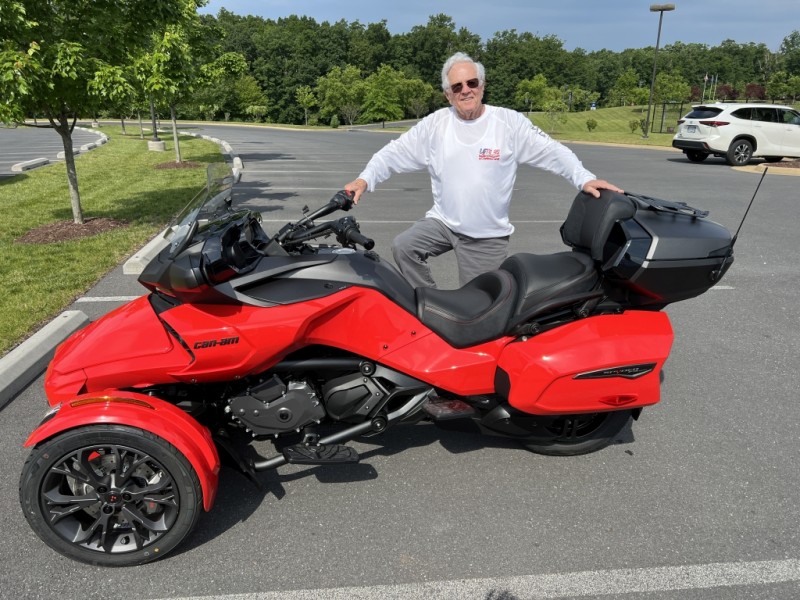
[19,425,202,566]
[521,410,632,456]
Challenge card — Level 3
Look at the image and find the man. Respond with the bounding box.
[344,52,622,288]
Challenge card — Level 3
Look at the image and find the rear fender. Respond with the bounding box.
[497,311,674,414]
[24,391,220,511]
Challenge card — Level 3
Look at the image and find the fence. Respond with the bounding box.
[650,101,686,134]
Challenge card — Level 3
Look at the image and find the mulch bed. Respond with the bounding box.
[14,161,201,243]
[153,161,202,170]
[15,217,127,244]
[768,159,800,169]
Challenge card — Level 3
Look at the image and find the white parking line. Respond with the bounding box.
[150,558,800,599]
[75,296,141,302]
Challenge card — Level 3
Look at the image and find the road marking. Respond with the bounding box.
[75,296,141,302]
[150,558,800,599]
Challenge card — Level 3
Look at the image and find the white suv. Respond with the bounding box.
[672,103,800,165]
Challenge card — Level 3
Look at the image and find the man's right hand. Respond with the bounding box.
[344,178,368,204]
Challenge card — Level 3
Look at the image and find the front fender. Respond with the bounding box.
[24,391,220,511]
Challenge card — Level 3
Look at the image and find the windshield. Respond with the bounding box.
[167,163,237,257]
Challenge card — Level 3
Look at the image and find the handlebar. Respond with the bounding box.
[295,190,354,227]
[334,216,375,250]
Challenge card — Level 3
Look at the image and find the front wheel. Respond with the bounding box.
[19,425,202,566]
[521,410,632,456]
[726,139,753,166]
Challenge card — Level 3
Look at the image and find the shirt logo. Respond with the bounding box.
[478,148,500,161]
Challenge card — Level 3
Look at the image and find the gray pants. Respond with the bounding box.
[392,218,510,288]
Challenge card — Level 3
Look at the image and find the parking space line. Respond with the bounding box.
[150,558,800,599]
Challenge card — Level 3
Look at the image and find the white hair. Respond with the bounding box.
[440,52,486,91]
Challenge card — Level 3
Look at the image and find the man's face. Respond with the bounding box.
[445,62,484,120]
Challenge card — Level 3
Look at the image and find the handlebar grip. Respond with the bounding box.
[333,190,355,211]
[346,228,374,250]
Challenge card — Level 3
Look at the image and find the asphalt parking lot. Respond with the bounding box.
[2,123,800,599]
[0,124,106,176]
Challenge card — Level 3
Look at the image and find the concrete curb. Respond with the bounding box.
[0,311,90,408]
[11,157,49,172]
[123,228,171,275]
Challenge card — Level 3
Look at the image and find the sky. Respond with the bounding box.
[198,0,795,53]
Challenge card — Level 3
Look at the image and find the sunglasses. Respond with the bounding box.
[449,78,481,94]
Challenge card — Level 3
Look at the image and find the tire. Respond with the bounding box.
[725,139,753,166]
[764,156,784,163]
[685,150,709,163]
[19,425,202,566]
[521,410,632,457]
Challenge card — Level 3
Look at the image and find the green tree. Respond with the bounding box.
[362,64,405,126]
[295,85,316,125]
[0,0,197,223]
[654,71,691,103]
[608,68,648,107]
[515,74,549,113]
[316,64,364,125]
[767,71,790,101]
[401,78,435,119]
[780,30,800,75]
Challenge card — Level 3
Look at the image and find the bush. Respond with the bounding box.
[586,119,598,132]
[330,115,340,128]
[629,119,641,134]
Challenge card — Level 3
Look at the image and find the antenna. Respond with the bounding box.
[712,167,768,281]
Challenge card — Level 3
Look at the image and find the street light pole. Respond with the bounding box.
[643,3,675,139]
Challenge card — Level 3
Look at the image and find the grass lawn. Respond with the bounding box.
[0,127,223,355]
[530,104,677,147]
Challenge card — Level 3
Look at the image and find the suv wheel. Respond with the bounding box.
[685,150,709,163]
[726,139,753,166]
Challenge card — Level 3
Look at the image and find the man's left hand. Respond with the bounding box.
[582,179,623,198]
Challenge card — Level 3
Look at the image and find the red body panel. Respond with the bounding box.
[497,311,674,414]
[45,296,192,403]
[46,288,508,397]
[24,391,220,511]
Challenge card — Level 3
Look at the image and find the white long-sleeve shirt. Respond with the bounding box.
[357,105,596,238]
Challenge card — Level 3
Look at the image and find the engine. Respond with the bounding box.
[227,376,325,435]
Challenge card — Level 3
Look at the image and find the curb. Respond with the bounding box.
[123,227,171,275]
[11,157,49,172]
[0,311,90,408]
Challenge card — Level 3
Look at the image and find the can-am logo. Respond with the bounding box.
[193,336,240,349]
[573,363,657,380]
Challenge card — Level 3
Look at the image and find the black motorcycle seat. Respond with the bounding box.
[500,252,598,326]
[416,270,517,348]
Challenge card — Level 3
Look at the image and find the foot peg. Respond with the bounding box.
[422,397,476,420]
[282,443,360,465]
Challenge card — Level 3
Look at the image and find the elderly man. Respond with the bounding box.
[344,52,622,288]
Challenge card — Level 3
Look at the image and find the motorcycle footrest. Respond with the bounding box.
[422,397,477,421]
[282,443,360,465]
